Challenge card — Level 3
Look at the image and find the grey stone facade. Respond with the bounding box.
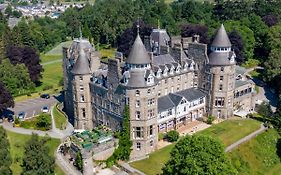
[63,25,255,159]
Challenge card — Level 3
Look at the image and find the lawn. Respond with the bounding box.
[197,119,261,146]
[15,55,63,102]
[53,104,68,130]
[130,119,261,175]
[130,144,175,175]
[228,129,281,175]
[6,130,64,175]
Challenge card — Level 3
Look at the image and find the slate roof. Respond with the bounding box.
[158,95,176,112]
[126,34,151,65]
[235,65,247,76]
[151,29,170,46]
[235,80,252,88]
[208,51,235,66]
[153,54,176,66]
[71,48,91,75]
[126,69,147,88]
[176,88,206,102]
[158,88,206,112]
[211,24,231,48]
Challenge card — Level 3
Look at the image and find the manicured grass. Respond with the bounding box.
[198,119,261,146]
[15,57,63,102]
[6,130,64,175]
[228,129,281,175]
[46,41,72,55]
[19,113,52,131]
[130,119,261,175]
[130,144,175,175]
[53,104,68,130]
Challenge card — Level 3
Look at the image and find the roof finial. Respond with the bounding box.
[137,17,140,35]
[157,19,160,29]
[79,26,82,39]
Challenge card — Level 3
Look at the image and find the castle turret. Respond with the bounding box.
[72,47,93,129]
[126,33,152,70]
[125,34,158,160]
[208,24,236,119]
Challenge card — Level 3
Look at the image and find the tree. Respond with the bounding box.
[257,102,273,120]
[4,5,12,18]
[0,82,14,113]
[36,113,51,130]
[6,46,43,83]
[0,126,12,175]
[166,130,179,142]
[264,48,281,81]
[228,30,244,64]
[262,14,279,27]
[74,151,83,172]
[162,135,237,175]
[21,134,55,175]
[0,59,35,96]
[106,105,132,166]
[181,24,209,44]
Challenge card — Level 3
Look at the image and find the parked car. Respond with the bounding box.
[40,94,50,99]
[42,106,49,113]
[7,114,14,123]
[18,112,26,120]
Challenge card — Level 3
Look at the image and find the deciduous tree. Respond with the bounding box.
[162,135,237,175]
[0,82,14,113]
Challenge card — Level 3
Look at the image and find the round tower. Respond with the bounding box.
[208,24,236,119]
[71,47,93,130]
[124,34,158,160]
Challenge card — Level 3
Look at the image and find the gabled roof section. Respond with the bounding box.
[211,24,231,48]
[71,48,91,75]
[158,95,175,112]
[168,93,183,106]
[126,34,151,65]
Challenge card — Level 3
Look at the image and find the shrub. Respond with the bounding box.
[42,85,53,91]
[36,113,51,130]
[158,133,165,141]
[207,116,215,124]
[166,130,179,142]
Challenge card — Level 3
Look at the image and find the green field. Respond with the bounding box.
[228,129,281,175]
[6,130,64,175]
[198,119,261,146]
[53,104,68,130]
[130,119,261,175]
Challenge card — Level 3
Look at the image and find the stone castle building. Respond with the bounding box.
[63,24,255,159]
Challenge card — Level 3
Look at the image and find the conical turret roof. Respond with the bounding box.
[126,34,151,64]
[72,48,91,75]
[211,24,231,48]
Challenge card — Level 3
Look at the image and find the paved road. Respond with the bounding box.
[225,124,266,152]
[42,59,62,66]
[10,96,58,119]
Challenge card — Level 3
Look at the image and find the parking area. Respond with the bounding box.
[11,96,58,119]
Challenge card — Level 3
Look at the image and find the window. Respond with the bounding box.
[79,76,83,81]
[215,97,225,107]
[221,67,224,72]
[219,84,223,91]
[199,97,204,104]
[136,100,140,107]
[148,109,155,119]
[165,79,168,84]
[148,98,155,106]
[184,106,186,112]
[136,111,141,120]
[158,90,161,96]
[79,85,84,91]
[220,76,223,81]
[147,89,151,95]
[136,142,141,150]
[149,125,153,136]
[150,140,153,147]
[181,99,186,104]
[136,90,140,96]
[194,72,198,78]
[80,95,85,102]
[134,127,143,139]
[82,108,86,118]
[168,109,172,116]
[159,124,166,130]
